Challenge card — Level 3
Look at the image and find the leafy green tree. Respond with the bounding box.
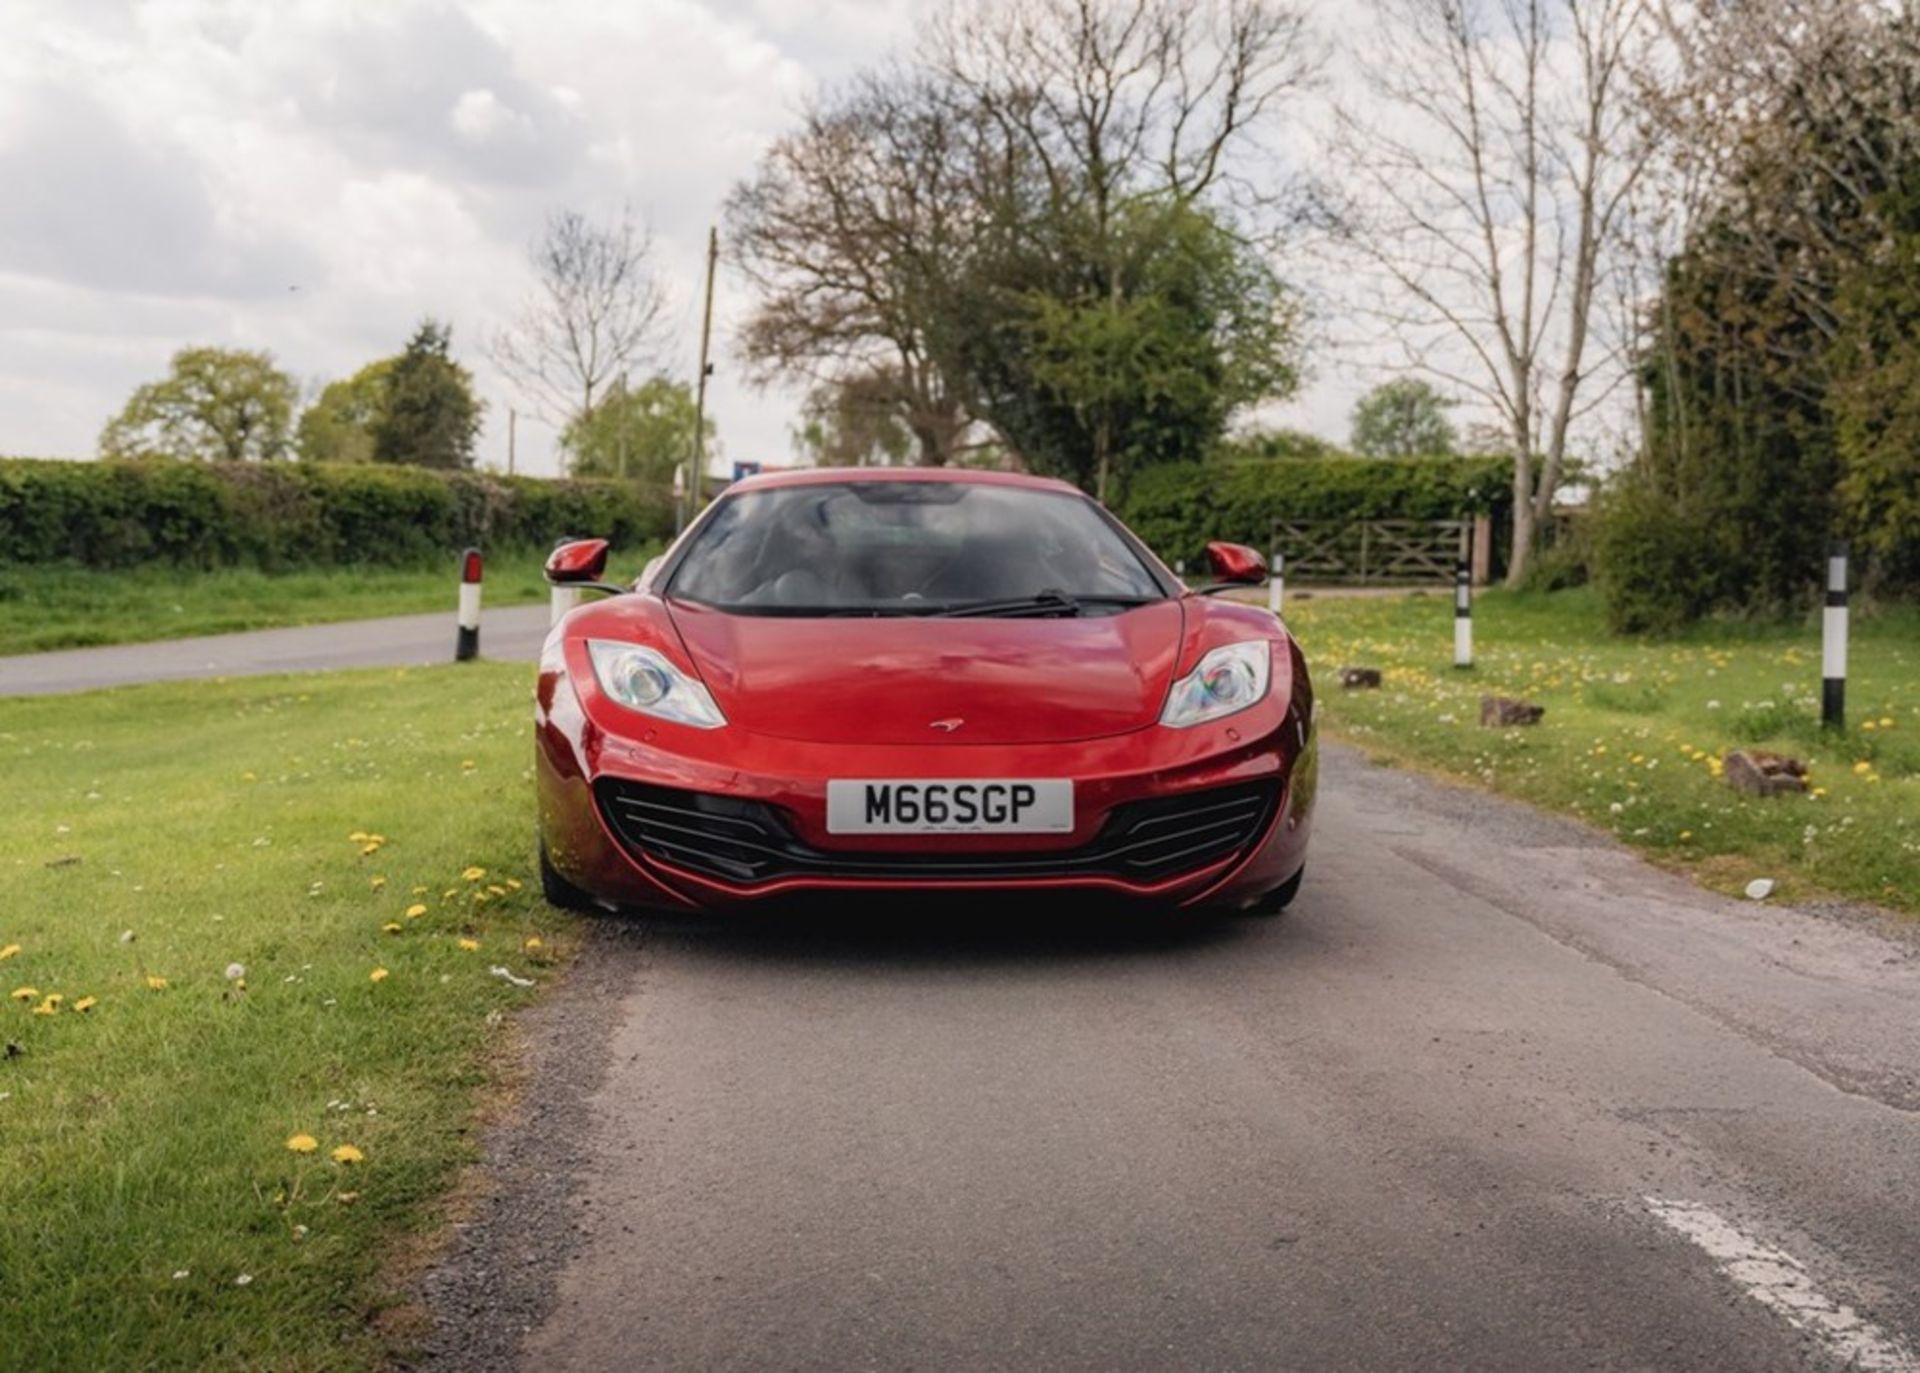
[1827,174,1920,592]
[1349,380,1456,458]
[100,347,297,462]
[371,321,482,470]
[792,372,915,468]
[562,376,712,481]
[949,198,1301,500]
[296,359,395,464]
[1619,4,1920,623]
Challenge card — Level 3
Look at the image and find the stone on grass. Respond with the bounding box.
[1723,749,1807,797]
[1339,666,1383,690]
[1745,878,1776,901]
[1480,696,1545,727]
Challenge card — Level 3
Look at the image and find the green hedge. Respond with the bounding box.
[1118,455,1514,568]
[0,459,674,570]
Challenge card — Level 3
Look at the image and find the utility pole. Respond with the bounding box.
[507,407,517,475]
[617,371,629,479]
[682,225,719,533]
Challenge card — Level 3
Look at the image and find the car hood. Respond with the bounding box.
[666,599,1186,745]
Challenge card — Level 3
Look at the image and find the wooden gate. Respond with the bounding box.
[1270,519,1472,586]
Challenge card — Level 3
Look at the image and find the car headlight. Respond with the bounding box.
[1160,641,1271,728]
[586,640,726,729]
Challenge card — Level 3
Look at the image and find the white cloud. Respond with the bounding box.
[0,0,1376,472]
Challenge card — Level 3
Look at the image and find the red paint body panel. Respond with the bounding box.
[670,599,1184,744]
[534,470,1316,913]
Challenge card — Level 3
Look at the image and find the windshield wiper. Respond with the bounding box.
[933,591,1154,619]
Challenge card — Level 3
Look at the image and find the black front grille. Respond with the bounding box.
[594,778,1277,888]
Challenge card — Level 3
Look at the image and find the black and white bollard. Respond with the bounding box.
[1267,548,1284,615]
[1453,562,1473,669]
[1823,540,1849,729]
[455,548,482,661]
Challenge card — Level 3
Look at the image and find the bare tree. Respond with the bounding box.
[932,0,1317,233]
[1330,0,1664,584]
[490,208,670,449]
[726,73,982,467]
[929,0,1319,497]
[1639,0,1920,346]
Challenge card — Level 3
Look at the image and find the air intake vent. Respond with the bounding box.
[594,779,1276,887]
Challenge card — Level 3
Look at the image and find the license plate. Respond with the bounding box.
[826,779,1073,835]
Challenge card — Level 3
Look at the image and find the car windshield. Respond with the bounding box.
[666,481,1166,616]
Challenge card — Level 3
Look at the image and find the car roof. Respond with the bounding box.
[725,466,1084,497]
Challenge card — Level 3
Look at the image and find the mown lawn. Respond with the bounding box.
[0,663,570,1369]
[0,550,564,656]
[1287,587,1919,915]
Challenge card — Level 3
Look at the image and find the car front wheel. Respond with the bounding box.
[538,841,597,912]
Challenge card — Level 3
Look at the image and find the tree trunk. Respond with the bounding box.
[1505,419,1536,588]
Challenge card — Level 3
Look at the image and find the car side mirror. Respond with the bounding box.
[1203,541,1268,586]
[546,538,611,585]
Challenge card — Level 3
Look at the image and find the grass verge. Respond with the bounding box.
[1287,587,1918,915]
[0,663,569,1369]
[0,550,571,656]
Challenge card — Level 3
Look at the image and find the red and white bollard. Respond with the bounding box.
[456,548,482,661]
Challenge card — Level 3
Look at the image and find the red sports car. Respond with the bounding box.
[533,468,1315,915]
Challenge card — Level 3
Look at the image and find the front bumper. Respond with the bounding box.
[536,666,1317,912]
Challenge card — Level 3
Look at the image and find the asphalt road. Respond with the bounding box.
[0,605,554,696]
[420,744,1920,1373]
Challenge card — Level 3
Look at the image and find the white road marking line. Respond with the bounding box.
[1646,1197,1917,1372]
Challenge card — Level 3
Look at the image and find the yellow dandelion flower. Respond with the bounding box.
[410,885,428,895]
[72,996,96,1013]
[146,976,168,990]
[336,1191,361,1205]
[360,842,381,856]
[382,922,403,935]
[370,876,387,891]
[367,834,385,845]
[487,884,506,896]
[348,831,370,842]
[331,1144,365,1165]
[0,945,19,961]
[524,937,543,952]
[1854,761,1873,775]
[504,879,522,891]
[286,1133,318,1154]
[461,866,486,882]
[369,967,389,983]
[1880,717,1895,728]
[241,770,257,782]
[1812,787,1829,797]
[461,759,477,770]
[1863,721,1877,731]
[31,1002,56,1017]
[11,986,39,1001]
[404,903,427,919]
[1679,831,1693,841]
[457,938,480,952]
[41,994,62,1009]
[442,888,457,899]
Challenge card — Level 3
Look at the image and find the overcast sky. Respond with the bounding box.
[0,0,1366,476]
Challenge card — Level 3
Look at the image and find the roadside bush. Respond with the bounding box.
[1118,454,1512,569]
[0,458,673,571]
[1589,480,1724,635]
[1514,517,1592,593]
